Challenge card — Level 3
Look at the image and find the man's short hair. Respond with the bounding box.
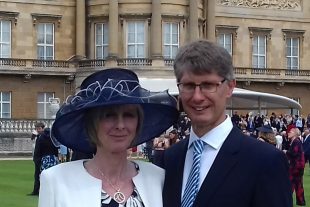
[35,122,45,129]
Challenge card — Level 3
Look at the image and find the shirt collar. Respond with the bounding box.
[188,115,233,150]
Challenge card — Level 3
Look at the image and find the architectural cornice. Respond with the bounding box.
[217,0,302,10]
[31,13,62,27]
[0,11,19,25]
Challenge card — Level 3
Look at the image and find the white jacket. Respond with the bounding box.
[39,160,164,207]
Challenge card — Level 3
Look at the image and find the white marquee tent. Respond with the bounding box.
[139,78,301,112]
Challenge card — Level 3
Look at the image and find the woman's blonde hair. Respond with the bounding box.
[258,131,276,145]
[84,105,144,148]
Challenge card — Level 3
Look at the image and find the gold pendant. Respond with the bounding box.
[113,190,126,204]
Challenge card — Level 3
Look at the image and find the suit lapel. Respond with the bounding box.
[194,127,243,207]
[164,138,189,206]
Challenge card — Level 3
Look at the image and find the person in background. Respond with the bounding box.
[302,128,310,170]
[38,68,178,207]
[28,122,45,196]
[59,144,68,163]
[152,133,170,168]
[256,124,277,146]
[34,128,59,172]
[284,127,306,206]
[31,129,38,156]
[168,129,180,146]
[162,40,292,207]
[144,139,154,162]
[275,129,284,150]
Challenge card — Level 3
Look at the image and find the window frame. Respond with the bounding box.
[0,20,11,58]
[215,25,238,58]
[252,34,267,68]
[37,23,55,60]
[95,22,109,59]
[249,27,272,69]
[163,21,180,59]
[286,37,299,70]
[0,91,11,118]
[125,20,147,58]
[282,29,305,70]
[37,92,55,119]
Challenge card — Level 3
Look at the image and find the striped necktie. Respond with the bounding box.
[181,139,205,207]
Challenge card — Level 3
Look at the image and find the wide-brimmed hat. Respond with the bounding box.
[51,68,179,153]
[256,125,274,133]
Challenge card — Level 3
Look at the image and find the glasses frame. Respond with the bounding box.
[177,79,226,94]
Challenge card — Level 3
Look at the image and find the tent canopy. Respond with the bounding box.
[139,78,301,110]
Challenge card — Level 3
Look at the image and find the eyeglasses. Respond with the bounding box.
[177,79,226,94]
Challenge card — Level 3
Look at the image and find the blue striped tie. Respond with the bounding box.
[181,139,205,207]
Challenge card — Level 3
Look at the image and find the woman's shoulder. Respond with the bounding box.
[41,160,87,177]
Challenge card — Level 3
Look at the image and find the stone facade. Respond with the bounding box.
[0,0,309,120]
[0,132,32,156]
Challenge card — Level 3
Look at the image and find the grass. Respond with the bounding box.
[0,160,309,207]
[0,160,38,207]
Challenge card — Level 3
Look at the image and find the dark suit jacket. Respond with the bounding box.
[302,134,310,159]
[163,127,292,207]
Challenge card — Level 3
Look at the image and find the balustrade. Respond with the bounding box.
[117,58,152,66]
[0,58,26,66]
[0,119,54,133]
[32,60,69,68]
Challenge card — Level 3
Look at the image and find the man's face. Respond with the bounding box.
[178,71,235,137]
[35,127,44,134]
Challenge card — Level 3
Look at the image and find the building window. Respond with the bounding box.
[127,21,145,58]
[37,92,55,119]
[217,33,232,55]
[37,23,54,60]
[286,37,299,70]
[0,20,11,58]
[252,35,266,68]
[163,22,179,59]
[290,97,300,116]
[0,92,11,118]
[95,23,109,59]
[215,25,238,58]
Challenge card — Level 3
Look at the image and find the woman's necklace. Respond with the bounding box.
[96,166,126,204]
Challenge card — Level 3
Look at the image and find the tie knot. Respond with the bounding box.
[192,139,205,154]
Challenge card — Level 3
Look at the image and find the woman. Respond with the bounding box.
[38,68,179,207]
[256,124,277,146]
[284,127,306,206]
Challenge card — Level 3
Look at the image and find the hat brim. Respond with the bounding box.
[256,127,274,133]
[51,91,179,153]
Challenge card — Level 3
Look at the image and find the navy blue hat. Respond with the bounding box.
[51,68,179,153]
[256,125,274,133]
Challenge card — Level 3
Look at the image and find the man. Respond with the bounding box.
[284,128,306,206]
[302,128,310,166]
[28,122,45,196]
[162,40,292,207]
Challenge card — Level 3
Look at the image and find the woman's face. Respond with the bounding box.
[96,104,139,153]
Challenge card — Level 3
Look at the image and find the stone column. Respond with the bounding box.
[108,0,118,59]
[76,0,86,58]
[207,0,215,41]
[151,0,164,67]
[189,0,199,42]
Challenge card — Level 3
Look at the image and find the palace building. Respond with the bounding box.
[0,0,309,121]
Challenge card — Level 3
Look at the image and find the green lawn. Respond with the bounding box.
[0,160,38,207]
[0,160,309,207]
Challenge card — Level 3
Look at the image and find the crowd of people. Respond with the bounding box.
[26,39,310,207]
[232,111,310,206]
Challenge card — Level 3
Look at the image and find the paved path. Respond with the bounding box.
[0,157,32,160]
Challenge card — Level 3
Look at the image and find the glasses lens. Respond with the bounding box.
[181,83,195,93]
[200,83,216,93]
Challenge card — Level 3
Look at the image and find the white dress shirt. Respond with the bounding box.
[181,115,233,197]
